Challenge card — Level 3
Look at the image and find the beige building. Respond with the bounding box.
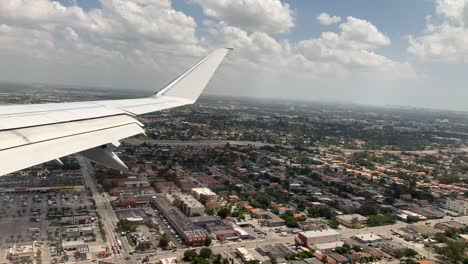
[7,242,36,262]
[296,229,342,246]
[446,199,468,215]
[336,214,368,228]
[191,188,216,201]
[173,193,205,216]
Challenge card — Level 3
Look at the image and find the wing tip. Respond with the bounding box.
[154,48,231,98]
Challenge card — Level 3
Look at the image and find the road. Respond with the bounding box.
[78,157,136,264]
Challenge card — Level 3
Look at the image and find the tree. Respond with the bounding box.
[328,218,340,229]
[443,239,467,263]
[269,256,277,264]
[205,208,215,216]
[159,234,170,248]
[183,250,198,262]
[213,254,223,264]
[193,257,210,264]
[217,207,231,219]
[199,248,213,259]
[406,215,420,223]
[205,236,212,246]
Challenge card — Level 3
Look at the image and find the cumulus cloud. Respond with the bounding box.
[317,13,341,25]
[0,0,206,65]
[208,17,414,80]
[193,0,294,34]
[408,0,468,61]
[0,0,416,95]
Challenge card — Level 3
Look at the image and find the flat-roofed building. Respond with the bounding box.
[236,248,256,263]
[130,232,153,251]
[296,229,342,246]
[173,193,205,217]
[353,233,382,245]
[191,188,216,201]
[190,215,222,227]
[7,242,36,262]
[159,257,178,264]
[336,214,367,228]
[254,209,285,227]
[256,243,294,258]
[446,199,468,215]
[62,240,89,253]
[61,216,92,225]
[435,221,466,231]
[152,194,208,246]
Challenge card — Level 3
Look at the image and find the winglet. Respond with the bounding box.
[155,48,231,103]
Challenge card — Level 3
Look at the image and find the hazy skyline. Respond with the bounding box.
[1,0,468,111]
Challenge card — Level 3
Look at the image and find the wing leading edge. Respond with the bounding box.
[0,48,231,176]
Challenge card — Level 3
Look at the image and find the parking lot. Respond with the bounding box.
[0,189,93,248]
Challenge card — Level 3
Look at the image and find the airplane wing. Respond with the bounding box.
[0,48,232,176]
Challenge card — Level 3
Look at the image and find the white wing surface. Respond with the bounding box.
[0,48,231,176]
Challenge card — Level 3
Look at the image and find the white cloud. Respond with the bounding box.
[0,0,416,98]
[0,0,206,59]
[193,0,294,34]
[208,17,414,80]
[317,13,341,25]
[408,0,468,62]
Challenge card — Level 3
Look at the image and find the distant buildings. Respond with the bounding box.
[446,198,468,215]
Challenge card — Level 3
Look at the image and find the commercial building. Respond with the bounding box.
[233,226,250,239]
[353,233,382,245]
[207,224,238,241]
[61,216,92,225]
[62,240,89,253]
[254,209,285,227]
[130,232,153,251]
[435,221,466,231]
[7,242,36,262]
[236,248,256,262]
[152,194,208,246]
[191,188,217,201]
[159,257,178,264]
[65,226,94,238]
[446,199,468,215]
[256,243,294,258]
[296,229,342,246]
[173,193,205,217]
[190,215,223,227]
[336,214,368,228]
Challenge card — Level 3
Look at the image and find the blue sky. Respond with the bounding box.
[2,0,468,110]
